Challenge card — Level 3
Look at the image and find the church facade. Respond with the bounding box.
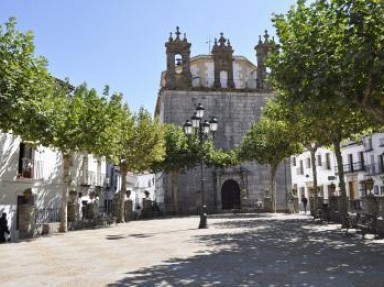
[155,27,291,215]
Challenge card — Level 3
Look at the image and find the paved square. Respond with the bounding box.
[1,213,383,287]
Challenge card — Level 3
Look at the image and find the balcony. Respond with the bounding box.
[80,172,107,188]
[334,162,365,175]
[80,171,96,187]
[95,173,107,188]
[365,163,384,176]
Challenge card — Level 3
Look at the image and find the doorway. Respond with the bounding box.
[221,179,241,209]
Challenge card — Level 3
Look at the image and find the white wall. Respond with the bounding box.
[0,132,108,238]
[126,172,156,209]
[291,133,384,211]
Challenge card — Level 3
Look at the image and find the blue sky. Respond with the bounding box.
[1,1,299,114]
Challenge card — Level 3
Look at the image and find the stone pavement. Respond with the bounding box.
[1,213,384,287]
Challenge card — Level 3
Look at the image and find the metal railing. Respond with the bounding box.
[334,162,365,174]
[349,199,363,211]
[35,208,60,223]
[365,163,384,176]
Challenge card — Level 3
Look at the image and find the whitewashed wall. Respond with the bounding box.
[0,132,107,239]
[291,133,384,211]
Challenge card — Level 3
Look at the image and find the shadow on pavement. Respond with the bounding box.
[107,216,384,287]
[105,228,197,241]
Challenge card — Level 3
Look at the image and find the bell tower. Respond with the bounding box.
[211,33,234,89]
[255,30,273,90]
[164,26,192,90]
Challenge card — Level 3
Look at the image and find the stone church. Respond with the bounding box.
[155,27,291,215]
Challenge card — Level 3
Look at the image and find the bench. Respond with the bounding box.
[344,212,377,239]
[313,204,331,224]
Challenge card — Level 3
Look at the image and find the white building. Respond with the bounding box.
[291,133,384,211]
[126,172,156,209]
[0,132,108,240]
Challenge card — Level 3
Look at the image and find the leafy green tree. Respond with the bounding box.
[269,0,378,223]
[152,123,238,214]
[106,104,165,222]
[40,83,113,232]
[127,108,165,172]
[263,98,322,209]
[335,0,384,124]
[102,93,135,223]
[240,117,302,212]
[270,0,384,123]
[206,145,240,168]
[151,124,197,214]
[0,17,56,137]
[0,18,117,231]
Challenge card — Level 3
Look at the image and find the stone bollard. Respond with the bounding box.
[124,200,133,221]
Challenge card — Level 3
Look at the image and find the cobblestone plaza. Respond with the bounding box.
[1,213,383,287]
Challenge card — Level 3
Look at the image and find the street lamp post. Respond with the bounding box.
[183,103,218,229]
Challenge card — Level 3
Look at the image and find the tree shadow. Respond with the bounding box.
[107,216,384,287]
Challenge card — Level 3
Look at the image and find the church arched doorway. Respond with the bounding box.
[221,179,241,209]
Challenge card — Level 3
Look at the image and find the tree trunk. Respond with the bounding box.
[171,171,179,215]
[309,145,319,212]
[59,152,72,232]
[333,139,349,227]
[117,164,128,223]
[270,165,277,213]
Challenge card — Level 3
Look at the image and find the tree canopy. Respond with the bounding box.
[269,0,384,125]
[240,116,302,211]
[0,17,57,136]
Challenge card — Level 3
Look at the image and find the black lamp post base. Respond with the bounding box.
[198,212,208,229]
